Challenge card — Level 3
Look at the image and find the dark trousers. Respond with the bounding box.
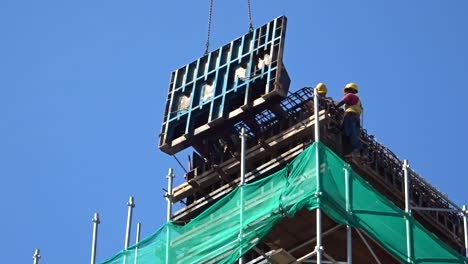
[343,114,361,152]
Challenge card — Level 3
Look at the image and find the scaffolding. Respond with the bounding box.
[171,86,466,254]
[95,87,468,264]
[97,143,468,263]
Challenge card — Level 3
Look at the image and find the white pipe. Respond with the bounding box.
[240,127,246,185]
[296,250,317,262]
[134,222,141,264]
[166,168,174,264]
[403,160,410,212]
[33,249,41,264]
[136,223,141,242]
[314,87,323,264]
[166,168,174,222]
[313,87,320,143]
[344,166,352,264]
[403,160,413,263]
[463,205,468,258]
[239,127,246,264]
[125,196,135,250]
[91,212,100,264]
[346,226,352,264]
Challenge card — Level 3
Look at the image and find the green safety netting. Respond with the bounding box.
[100,143,467,264]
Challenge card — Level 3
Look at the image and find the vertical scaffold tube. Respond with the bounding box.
[344,165,352,264]
[240,128,246,187]
[313,87,320,143]
[463,205,468,258]
[314,87,323,264]
[166,168,174,264]
[166,168,174,222]
[134,222,141,264]
[125,196,135,250]
[239,127,246,264]
[403,160,413,263]
[33,249,41,264]
[91,212,100,264]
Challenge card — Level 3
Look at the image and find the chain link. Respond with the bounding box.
[204,0,214,55]
[247,0,253,32]
[205,0,253,55]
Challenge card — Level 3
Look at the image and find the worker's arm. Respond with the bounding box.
[335,93,355,108]
[335,100,345,108]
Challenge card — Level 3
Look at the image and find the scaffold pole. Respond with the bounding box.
[125,196,135,250]
[33,248,41,264]
[463,205,468,258]
[314,87,323,264]
[344,165,352,264]
[239,127,247,264]
[240,127,246,184]
[134,222,141,264]
[403,160,413,263]
[166,168,174,264]
[166,168,174,222]
[91,212,100,264]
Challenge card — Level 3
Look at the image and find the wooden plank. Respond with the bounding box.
[171,110,327,203]
[172,144,305,222]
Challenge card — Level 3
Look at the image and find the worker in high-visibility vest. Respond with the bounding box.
[336,82,363,157]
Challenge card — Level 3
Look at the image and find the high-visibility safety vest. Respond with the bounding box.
[345,99,363,115]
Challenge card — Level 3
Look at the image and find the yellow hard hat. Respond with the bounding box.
[343,82,358,93]
[316,82,327,94]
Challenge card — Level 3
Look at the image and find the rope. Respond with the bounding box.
[247,0,254,32]
[204,0,214,55]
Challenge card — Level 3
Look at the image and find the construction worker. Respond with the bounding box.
[316,82,328,98]
[316,82,334,104]
[335,82,363,157]
[304,82,333,113]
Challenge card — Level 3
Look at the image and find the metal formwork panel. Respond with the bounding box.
[159,16,290,154]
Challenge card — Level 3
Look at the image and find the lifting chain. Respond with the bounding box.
[247,0,254,32]
[204,0,214,55]
[204,0,254,55]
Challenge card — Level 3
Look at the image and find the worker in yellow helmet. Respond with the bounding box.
[304,82,333,113]
[336,83,363,157]
[316,82,328,97]
[316,82,334,103]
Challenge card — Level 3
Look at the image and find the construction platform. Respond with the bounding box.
[166,87,466,263]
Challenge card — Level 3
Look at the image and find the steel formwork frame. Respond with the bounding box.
[159,16,290,155]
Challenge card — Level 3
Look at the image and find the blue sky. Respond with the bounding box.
[1,1,467,263]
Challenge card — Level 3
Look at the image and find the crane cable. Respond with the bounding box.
[204,0,254,55]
